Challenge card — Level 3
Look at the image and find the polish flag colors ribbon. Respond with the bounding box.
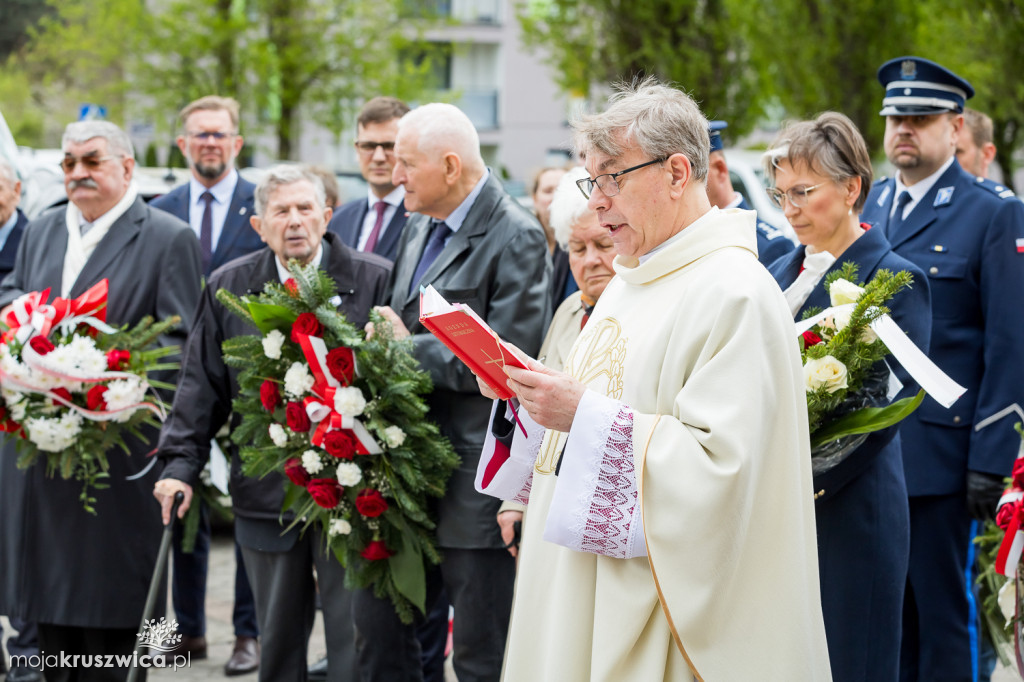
[4,279,113,344]
[296,333,381,455]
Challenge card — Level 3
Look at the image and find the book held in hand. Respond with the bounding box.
[418,285,528,400]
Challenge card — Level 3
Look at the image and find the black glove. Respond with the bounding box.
[966,471,1006,521]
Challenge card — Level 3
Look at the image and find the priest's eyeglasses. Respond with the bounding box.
[576,158,666,199]
[765,182,828,209]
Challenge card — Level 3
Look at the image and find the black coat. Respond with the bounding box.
[0,198,202,628]
[388,172,551,548]
[158,232,392,551]
[0,209,27,280]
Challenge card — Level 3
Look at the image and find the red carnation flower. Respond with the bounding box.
[326,347,355,386]
[107,349,131,371]
[260,380,282,412]
[285,401,311,433]
[284,278,299,297]
[355,488,388,518]
[361,540,392,561]
[307,478,343,509]
[284,457,310,487]
[996,500,1020,531]
[86,385,108,411]
[802,330,822,347]
[323,429,357,460]
[291,312,323,343]
[51,387,73,405]
[28,336,55,355]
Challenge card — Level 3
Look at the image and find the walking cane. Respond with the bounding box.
[127,491,183,682]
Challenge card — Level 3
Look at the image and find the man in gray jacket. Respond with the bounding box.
[154,166,392,682]
[360,103,551,682]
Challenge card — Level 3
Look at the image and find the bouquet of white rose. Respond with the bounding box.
[797,263,925,474]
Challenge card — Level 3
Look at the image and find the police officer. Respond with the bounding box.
[861,56,1024,682]
[704,120,794,265]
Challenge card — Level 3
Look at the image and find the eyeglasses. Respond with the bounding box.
[186,131,235,141]
[355,141,396,154]
[765,182,828,209]
[59,155,118,173]
[575,158,665,199]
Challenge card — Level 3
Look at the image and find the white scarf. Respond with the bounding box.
[783,249,837,316]
[63,184,138,297]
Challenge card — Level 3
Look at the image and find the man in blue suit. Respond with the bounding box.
[704,120,794,266]
[861,56,1024,682]
[328,97,411,263]
[150,95,264,676]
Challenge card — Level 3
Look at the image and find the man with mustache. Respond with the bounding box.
[150,94,264,675]
[0,120,202,681]
[861,56,1024,682]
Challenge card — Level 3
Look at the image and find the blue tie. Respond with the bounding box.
[887,191,912,240]
[409,220,451,296]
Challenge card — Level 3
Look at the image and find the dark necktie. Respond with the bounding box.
[200,190,214,275]
[887,191,912,240]
[409,220,451,296]
[363,201,387,253]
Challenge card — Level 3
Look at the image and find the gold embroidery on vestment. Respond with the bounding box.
[534,317,627,474]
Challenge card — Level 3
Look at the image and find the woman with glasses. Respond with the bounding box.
[764,111,931,682]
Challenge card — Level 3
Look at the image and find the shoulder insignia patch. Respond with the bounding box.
[976,177,1018,200]
[876,184,892,207]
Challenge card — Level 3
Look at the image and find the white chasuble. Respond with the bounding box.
[482,208,831,681]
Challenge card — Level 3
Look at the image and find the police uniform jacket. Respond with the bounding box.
[737,197,794,265]
[861,160,1024,495]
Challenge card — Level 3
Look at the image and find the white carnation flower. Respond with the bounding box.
[7,396,27,422]
[804,355,849,394]
[262,330,286,360]
[333,386,366,418]
[828,279,865,306]
[302,449,324,475]
[335,461,362,486]
[383,425,406,448]
[103,378,149,422]
[25,412,82,452]
[268,423,288,447]
[284,362,315,398]
[328,518,352,536]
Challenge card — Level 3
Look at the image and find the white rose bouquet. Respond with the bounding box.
[0,279,180,513]
[798,263,925,471]
[217,262,458,624]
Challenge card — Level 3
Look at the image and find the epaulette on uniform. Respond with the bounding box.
[756,219,787,240]
[972,176,1017,200]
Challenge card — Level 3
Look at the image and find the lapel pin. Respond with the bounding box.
[931,245,945,252]
[239,207,247,215]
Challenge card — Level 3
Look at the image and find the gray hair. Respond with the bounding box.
[550,167,593,249]
[397,103,485,175]
[62,121,135,159]
[0,156,17,185]
[762,111,873,213]
[572,77,710,182]
[254,164,327,217]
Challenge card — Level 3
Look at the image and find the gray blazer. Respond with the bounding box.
[0,197,202,628]
[390,172,551,548]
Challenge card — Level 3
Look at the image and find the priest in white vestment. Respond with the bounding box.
[475,78,832,681]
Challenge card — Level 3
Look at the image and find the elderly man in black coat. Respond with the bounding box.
[154,165,392,682]
[0,121,203,681]
[362,103,551,682]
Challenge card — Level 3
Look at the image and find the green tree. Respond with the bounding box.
[744,0,920,154]
[518,0,769,137]
[0,0,56,61]
[4,0,440,159]
[917,0,1024,191]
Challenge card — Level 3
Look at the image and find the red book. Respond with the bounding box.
[418,285,528,401]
